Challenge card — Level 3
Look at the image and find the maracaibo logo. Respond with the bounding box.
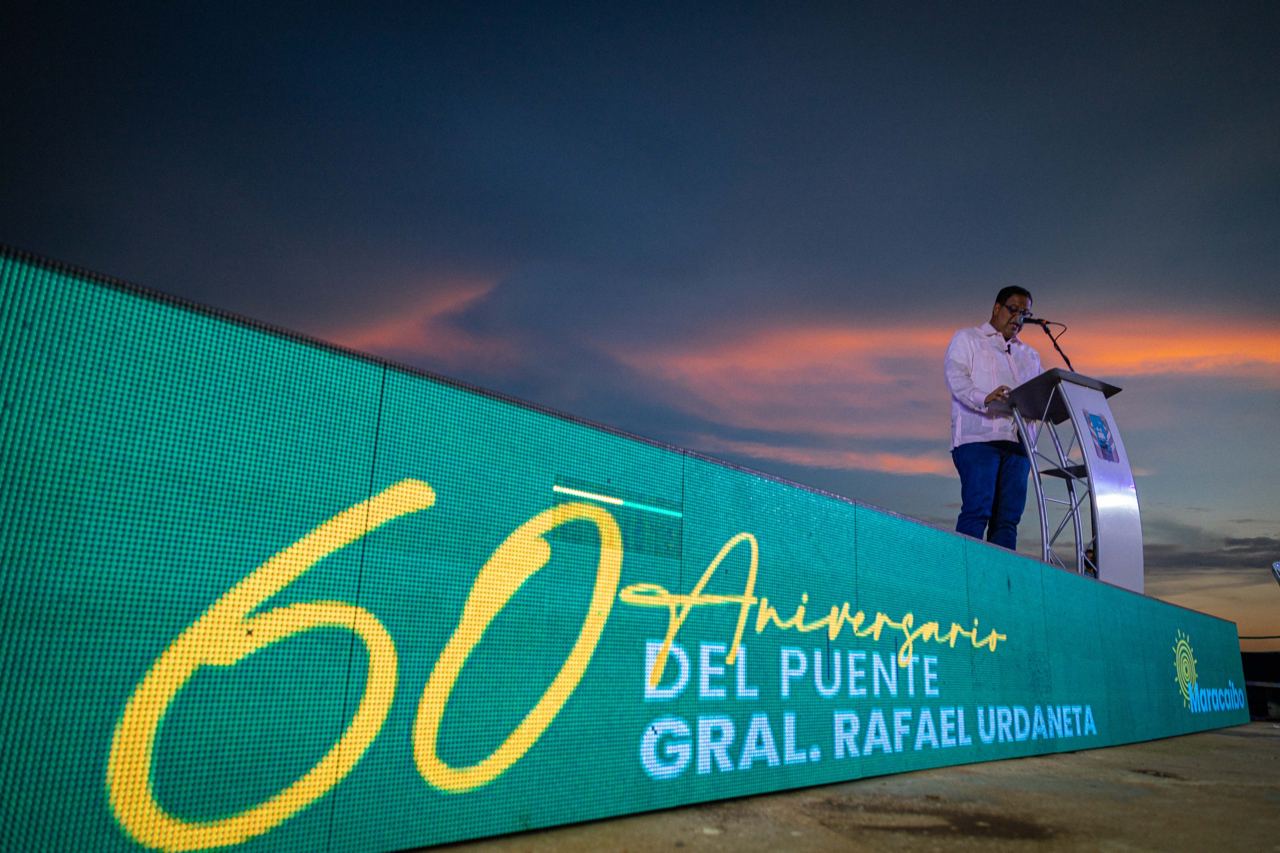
[1172,630,1246,715]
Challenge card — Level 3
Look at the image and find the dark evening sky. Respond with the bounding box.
[3,2,1278,645]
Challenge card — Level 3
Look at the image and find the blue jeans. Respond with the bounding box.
[952,440,1030,550]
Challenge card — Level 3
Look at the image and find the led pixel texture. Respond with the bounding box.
[0,249,1249,851]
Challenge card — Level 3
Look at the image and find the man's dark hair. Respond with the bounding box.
[994,285,1032,306]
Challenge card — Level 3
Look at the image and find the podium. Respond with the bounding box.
[1009,368,1144,593]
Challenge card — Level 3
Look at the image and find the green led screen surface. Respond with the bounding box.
[0,249,1249,851]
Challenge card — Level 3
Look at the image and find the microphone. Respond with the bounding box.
[1024,314,1074,370]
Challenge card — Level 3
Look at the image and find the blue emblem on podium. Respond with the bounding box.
[1085,411,1119,463]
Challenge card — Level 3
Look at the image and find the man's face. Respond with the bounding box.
[990,294,1032,341]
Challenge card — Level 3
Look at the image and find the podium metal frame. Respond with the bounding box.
[1010,368,1144,593]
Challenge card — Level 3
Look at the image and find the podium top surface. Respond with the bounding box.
[1010,368,1122,424]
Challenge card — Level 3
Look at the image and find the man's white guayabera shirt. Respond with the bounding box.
[944,321,1043,449]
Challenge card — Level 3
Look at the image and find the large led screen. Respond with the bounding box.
[0,248,1249,851]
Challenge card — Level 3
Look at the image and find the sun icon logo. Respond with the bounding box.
[1172,630,1197,707]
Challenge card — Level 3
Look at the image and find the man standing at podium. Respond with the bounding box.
[944,286,1043,550]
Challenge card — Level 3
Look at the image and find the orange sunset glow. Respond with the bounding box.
[6,0,1275,655]
[326,280,515,369]
[603,310,1279,477]
[1038,313,1280,381]
[693,435,956,477]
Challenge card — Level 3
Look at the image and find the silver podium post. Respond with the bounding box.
[1009,368,1144,593]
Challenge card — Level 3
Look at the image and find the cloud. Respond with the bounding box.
[1143,531,1280,642]
[1145,540,1279,575]
[692,435,954,477]
[609,309,1279,445]
[598,307,1280,484]
[323,279,516,371]
[1033,312,1280,383]
[609,323,954,442]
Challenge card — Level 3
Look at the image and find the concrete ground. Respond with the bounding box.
[432,722,1280,852]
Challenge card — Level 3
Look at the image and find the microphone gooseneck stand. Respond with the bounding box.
[1036,321,1074,371]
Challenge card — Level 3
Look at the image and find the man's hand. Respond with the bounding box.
[984,385,1012,406]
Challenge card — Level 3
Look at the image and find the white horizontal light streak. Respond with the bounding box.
[551,485,682,518]
[552,485,623,505]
